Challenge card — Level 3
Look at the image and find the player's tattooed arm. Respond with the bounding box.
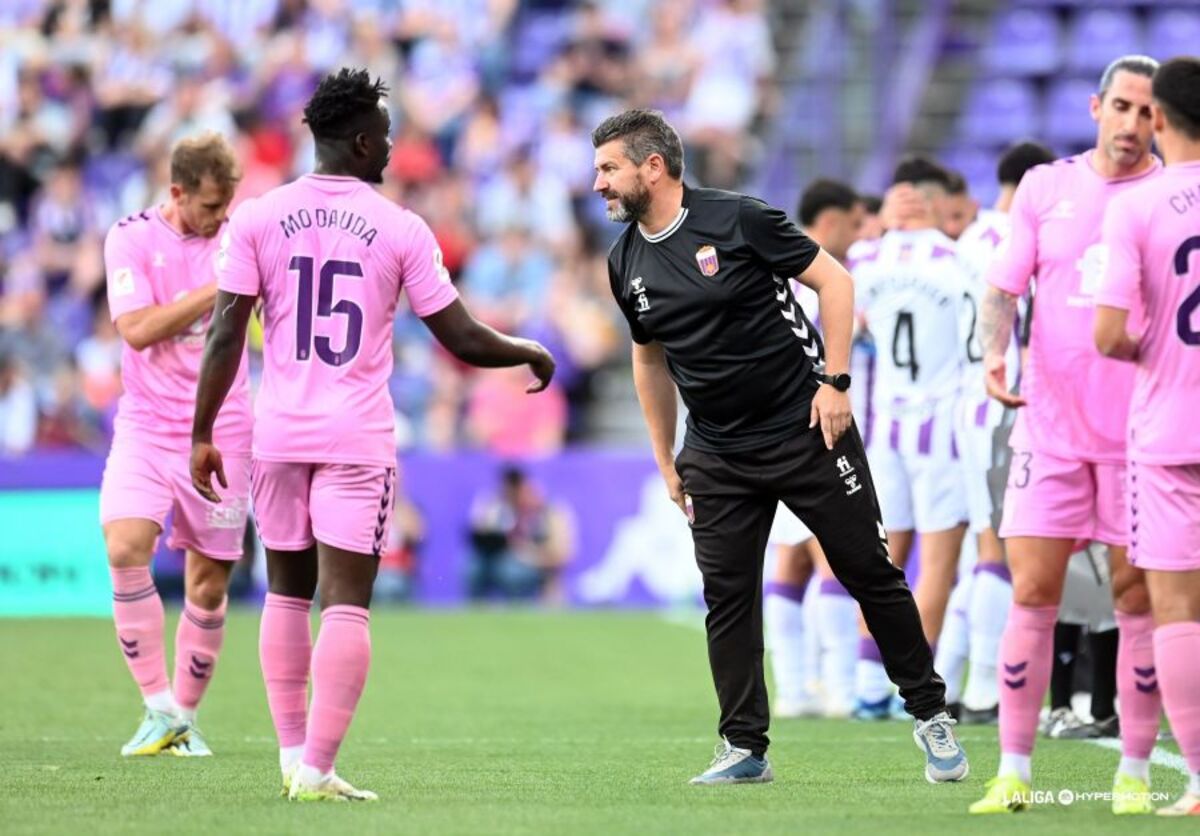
[190,290,254,502]
[115,282,218,350]
[422,299,555,393]
[979,286,1026,407]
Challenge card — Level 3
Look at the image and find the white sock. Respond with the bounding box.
[856,658,891,703]
[801,578,821,695]
[963,567,1011,710]
[178,706,197,724]
[999,752,1032,783]
[144,689,176,715]
[295,762,329,787]
[1189,771,1200,795]
[280,745,304,776]
[816,585,859,711]
[764,584,810,704]
[1118,757,1150,783]
[934,575,973,704]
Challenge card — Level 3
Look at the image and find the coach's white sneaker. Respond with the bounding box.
[913,712,969,783]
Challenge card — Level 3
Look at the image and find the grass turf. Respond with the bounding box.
[0,609,1189,834]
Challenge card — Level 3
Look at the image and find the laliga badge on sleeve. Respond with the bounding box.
[695,245,719,277]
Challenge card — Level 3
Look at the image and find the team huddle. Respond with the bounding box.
[96,53,1200,815]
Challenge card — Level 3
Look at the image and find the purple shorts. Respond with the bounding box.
[100,439,251,560]
[251,460,396,556]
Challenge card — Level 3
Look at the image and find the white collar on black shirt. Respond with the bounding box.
[638,206,688,243]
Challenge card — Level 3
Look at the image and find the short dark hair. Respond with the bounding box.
[798,179,858,227]
[591,109,685,179]
[1153,56,1200,141]
[1098,54,1158,99]
[945,170,968,196]
[303,67,389,141]
[859,194,883,215]
[996,141,1055,186]
[891,155,953,189]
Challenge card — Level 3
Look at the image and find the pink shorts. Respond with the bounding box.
[1129,460,1200,571]
[100,439,251,560]
[998,448,1126,545]
[251,460,396,556]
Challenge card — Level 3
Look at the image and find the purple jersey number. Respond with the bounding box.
[290,255,364,366]
[1175,236,1200,347]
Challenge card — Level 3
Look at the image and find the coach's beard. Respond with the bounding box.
[605,183,651,223]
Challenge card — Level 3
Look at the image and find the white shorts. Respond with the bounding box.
[956,394,1003,533]
[768,503,813,546]
[868,400,968,533]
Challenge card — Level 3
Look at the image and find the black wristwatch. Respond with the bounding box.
[819,372,852,392]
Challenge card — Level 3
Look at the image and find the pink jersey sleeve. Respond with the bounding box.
[216,199,262,297]
[398,214,458,317]
[1095,192,1143,311]
[986,170,1040,296]
[104,224,155,320]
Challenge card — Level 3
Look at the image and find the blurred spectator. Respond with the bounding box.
[465,365,568,457]
[466,465,576,604]
[30,153,102,297]
[0,350,37,455]
[74,290,121,421]
[683,0,773,188]
[476,144,575,252]
[460,223,554,331]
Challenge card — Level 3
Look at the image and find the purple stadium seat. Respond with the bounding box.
[960,79,1040,145]
[939,145,1000,207]
[1146,7,1200,63]
[981,8,1061,76]
[1043,77,1099,146]
[1065,8,1142,75]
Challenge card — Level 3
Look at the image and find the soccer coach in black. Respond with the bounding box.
[593,109,967,786]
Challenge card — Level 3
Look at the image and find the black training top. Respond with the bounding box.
[607,186,825,453]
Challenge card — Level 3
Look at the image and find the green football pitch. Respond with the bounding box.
[0,610,1189,835]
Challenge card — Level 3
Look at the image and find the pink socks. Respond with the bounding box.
[1115,611,1161,762]
[1155,621,1200,777]
[997,604,1057,757]
[302,606,372,775]
[259,593,314,749]
[111,567,170,702]
[174,598,227,716]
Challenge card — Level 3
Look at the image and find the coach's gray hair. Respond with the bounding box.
[591,109,685,179]
[1098,55,1159,99]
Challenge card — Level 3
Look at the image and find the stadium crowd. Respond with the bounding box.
[0,0,777,456]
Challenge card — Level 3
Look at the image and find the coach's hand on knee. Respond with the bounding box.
[810,386,852,450]
[190,441,227,504]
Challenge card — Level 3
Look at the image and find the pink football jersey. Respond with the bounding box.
[216,174,458,466]
[1096,160,1200,464]
[105,208,252,452]
[986,152,1162,463]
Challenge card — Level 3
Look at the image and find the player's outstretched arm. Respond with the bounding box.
[114,282,218,351]
[1093,304,1138,362]
[190,289,255,502]
[979,286,1026,408]
[421,299,555,393]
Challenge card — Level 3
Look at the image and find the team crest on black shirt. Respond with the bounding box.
[695,245,719,277]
